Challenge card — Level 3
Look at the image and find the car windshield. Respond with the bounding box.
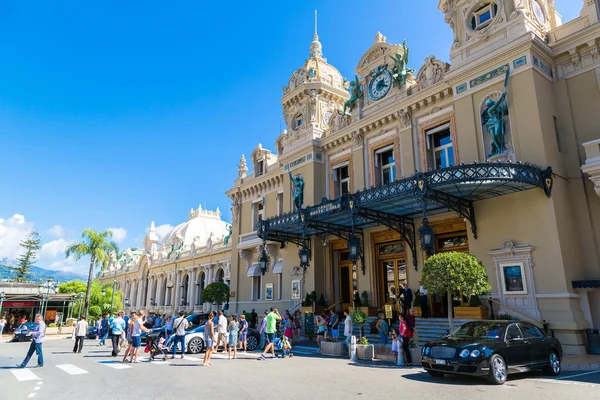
[450,322,506,339]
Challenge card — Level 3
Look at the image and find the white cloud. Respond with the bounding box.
[40,238,74,260]
[0,214,33,261]
[154,224,174,241]
[48,224,65,238]
[108,227,127,243]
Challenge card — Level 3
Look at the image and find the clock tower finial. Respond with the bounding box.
[309,10,323,59]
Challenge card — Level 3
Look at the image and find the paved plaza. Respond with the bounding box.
[0,337,598,400]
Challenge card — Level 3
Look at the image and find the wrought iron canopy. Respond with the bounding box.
[257,162,553,270]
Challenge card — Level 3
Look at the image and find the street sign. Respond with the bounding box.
[384,304,393,319]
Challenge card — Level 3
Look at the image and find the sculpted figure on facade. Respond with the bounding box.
[391,40,415,88]
[231,195,240,226]
[343,75,363,115]
[397,109,411,128]
[223,224,232,245]
[417,56,447,90]
[481,68,510,157]
[206,232,215,251]
[288,171,305,210]
[238,154,248,179]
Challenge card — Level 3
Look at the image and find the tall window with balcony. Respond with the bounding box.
[374,146,396,186]
[426,123,454,169]
[332,162,351,197]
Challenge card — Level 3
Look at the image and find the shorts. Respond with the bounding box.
[317,330,325,336]
[331,328,339,339]
[131,336,141,348]
[218,333,227,342]
[205,338,213,348]
[239,332,247,341]
[379,332,389,345]
[266,333,275,343]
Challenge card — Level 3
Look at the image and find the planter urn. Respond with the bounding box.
[355,344,374,360]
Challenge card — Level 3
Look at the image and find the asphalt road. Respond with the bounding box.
[0,337,598,400]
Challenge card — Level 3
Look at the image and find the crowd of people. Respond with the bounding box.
[0,312,30,336]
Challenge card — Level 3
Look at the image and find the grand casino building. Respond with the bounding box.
[104,1,600,355]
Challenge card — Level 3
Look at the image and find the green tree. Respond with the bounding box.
[422,252,491,331]
[201,282,230,310]
[88,305,102,321]
[65,230,119,318]
[59,280,123,318]
[15,231,42,281]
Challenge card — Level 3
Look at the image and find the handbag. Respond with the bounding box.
[144,343,150,353]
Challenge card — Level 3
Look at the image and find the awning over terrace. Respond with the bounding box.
[257,162,553,272]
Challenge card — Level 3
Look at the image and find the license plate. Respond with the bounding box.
[435,359,446,365]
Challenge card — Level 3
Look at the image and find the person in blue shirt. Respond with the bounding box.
[17,314,45,368]
[99,313,110,346]
[110,312,126,357]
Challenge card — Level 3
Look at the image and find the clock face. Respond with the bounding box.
[323,110,333,126]
[368,69,392,101]
[532,1,546,24]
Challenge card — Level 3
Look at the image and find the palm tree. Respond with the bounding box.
[65,229,119,318]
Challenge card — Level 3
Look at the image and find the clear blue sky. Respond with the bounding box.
[0,1,580,273]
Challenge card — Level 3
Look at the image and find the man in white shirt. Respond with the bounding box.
[73,316,88,354]
[418,281,429,318]
[215,310,228,352]
[343,309,352,352]
[171,311,190,359]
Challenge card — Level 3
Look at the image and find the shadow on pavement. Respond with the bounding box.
[169,363,202,367]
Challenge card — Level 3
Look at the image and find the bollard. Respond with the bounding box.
[396,347,405,366]
[350,335,357,361]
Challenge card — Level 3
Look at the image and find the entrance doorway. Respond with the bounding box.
[338,251,355,310]
[373,236,407,310]
[379,259,407,309]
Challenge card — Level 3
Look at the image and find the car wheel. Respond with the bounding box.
[427,370,445,378]
[246,334,259,352]
[487,354,507,385]
[544,351,561,376]
[188,337,205,354]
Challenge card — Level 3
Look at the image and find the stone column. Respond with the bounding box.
[156,276,163,307]
[145,276,153,308]
[174,273,181,309]
[189,269,197,307]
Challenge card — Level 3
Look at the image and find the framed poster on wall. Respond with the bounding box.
[500,262,527,294]
[265,283,274,301]
[291,280,301,300]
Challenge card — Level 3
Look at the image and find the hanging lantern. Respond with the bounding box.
[299,244,311,270]
[259,246,269,275]
[347,234,360,264]
[419,216,435,257]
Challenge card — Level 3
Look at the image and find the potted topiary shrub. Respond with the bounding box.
[409,338,421,364]
[454,294,488,319]
[302,293,313,314]
[316,293,327,314]
[412,294,422,317]
[359,291,373,316]
[355,334,374,360]
[422,252,491,331]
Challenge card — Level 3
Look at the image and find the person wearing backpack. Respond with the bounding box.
[171,311,189,359]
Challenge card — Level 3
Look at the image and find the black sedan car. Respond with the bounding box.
[12,322,37,342]
[421,320,562,385]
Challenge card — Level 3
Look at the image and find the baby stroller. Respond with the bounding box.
[273,335,293,358]
[146,337,168,361]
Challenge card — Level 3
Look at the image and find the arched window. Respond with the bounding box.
[217,269,225,283]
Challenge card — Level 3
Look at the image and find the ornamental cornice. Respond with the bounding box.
[446,40,535,85]
[282,84,348,109]
[240,173,284,202]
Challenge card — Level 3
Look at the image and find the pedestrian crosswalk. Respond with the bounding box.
[4,348,314,382]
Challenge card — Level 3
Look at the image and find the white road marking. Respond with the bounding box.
[34,387,40,391]
[28,393,37,398]
[555,370,600,380]
[97,360,131,369]
[182,356,201,361]
[10,369,41,381]
[56,364,88,375]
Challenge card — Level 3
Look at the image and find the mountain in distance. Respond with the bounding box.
[0,263,87,283]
